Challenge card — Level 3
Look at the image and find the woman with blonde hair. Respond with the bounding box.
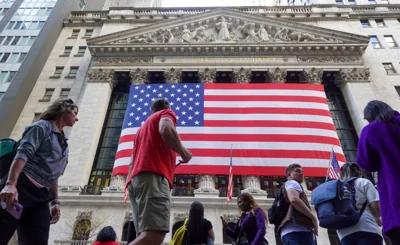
[221,193,269,245]
[0,98,79,245]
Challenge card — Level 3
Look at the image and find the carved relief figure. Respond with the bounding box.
[258,24,270,42]
[145,33,157,43]
[180,25,191,43]
[273,27,289,41]
[237,23,259,42]
[192,25,210,43]
[288,31,328,42]
[215,17,231,41]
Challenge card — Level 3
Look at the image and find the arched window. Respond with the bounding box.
[222,222,236,244]
[72,219,91,240]
[171,220,185,239]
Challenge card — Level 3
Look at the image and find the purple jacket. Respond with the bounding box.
[225,207,267,245]
[357,111,400,235]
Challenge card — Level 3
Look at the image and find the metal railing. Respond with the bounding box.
[80,185,104,195]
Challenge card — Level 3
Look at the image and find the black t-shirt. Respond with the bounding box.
[187,218,213,244]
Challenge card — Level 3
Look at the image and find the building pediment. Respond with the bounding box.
[88,9,368,45]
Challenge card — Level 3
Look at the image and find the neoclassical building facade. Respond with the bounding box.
[7,2,400,245]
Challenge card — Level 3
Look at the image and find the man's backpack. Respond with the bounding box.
[169,218,189,245]
[0,139,19,180]
[268,186,290,227]
[311,177,368,230]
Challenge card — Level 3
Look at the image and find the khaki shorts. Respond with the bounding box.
[128,172,171,235]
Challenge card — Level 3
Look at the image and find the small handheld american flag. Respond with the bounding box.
[226,145,233,206]
[327,148,341,180]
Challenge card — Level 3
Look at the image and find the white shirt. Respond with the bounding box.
[280,180,312,238]
[336,178,381,240]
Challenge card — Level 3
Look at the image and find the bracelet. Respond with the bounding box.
[50,199,60,206]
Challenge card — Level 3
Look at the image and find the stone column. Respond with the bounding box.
[241,176,267,198]
[58,68,114,189]
[194,174,219,198]
[232,67,251,83]
[334,68,372,135]
[268,67,287,83]
[198,68,216,83]
[164,68,182,83]
[302,68,323,84]
[103,69,149,195]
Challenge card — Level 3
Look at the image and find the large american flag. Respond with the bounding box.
[328,149,341,179]
[112,83,346,176]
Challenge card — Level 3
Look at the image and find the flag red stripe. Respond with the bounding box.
[204,120,336,130]
[204,107,332,116]
[113,165,331,177]
[204,95,328,103]
[204,83,325,91]
[119,134,341,146]
[116,148,346,162]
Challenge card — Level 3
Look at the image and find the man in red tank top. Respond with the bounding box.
[126,98,192,245]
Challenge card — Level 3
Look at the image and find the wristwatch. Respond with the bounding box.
[50,199,60,206]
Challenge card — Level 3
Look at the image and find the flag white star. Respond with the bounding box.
[159,85,163,88]
[140,89,145,93]
[137,107,142,111]
[188,116,193,120]
[183,93,187,97]
[147,85,151,89]
[131,103,136,107]
[139,98,143,102]
[190,89,194,92]
[153,89,157,93]
[195,93,200,97]
[144,102,149,106]
[135,86,139,89]
[146,94,150,97]
[182,102,187,106]
[143,111,147,115]
[135,116,140,120]
[189,97,193,101]
[182,111,186,115]
[170,93,175,97]
[134,94,138,98]
[195,121,199,125]
[175,106,180,111]
[181,121,186,125]
[184,85,188,88]
[151,98,156,101]
[177,89,181,92]
[128,122,132,126]
[171,84,176,88]
[188,106,193,110]
[165,89,169,93]
[177,98,181,101]
[170,102,174,106]
[130,112,134,116]
[195,102,200,106]
[195,111,199,115]
[141,121,145,125]
[158,93,163,97]
[196,84,200,88]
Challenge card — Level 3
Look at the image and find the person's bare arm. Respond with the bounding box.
[369,201,381,226]
[208,228,215,242]
[287,189,319,235]
[159,117,186,156]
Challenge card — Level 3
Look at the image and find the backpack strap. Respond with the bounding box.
[359,200,368,216]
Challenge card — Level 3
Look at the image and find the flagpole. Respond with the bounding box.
[226,144,233,206]
[325,145,334,182]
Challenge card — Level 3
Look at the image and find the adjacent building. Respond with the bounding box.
[0,0,105,138]
[5,0,400,244]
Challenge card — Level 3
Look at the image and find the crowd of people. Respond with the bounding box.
[0,97,399,245]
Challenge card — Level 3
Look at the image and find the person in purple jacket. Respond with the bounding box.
[220,193,268,245]
[357,100,400,244]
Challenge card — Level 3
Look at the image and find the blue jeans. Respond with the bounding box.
[282,231,315,245]
[341,231,383,245]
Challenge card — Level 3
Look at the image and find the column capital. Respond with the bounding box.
[164,68,182,83]
[87,68,114,87]
[241,175,267,197]
[198,68,216,83]
[334,68,370,88]
[194,174,219,198]
[232,67,251,83]
[302,68,323,84]
[129,68,148,84]
[268,68,287,83]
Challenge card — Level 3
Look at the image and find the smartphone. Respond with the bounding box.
[1,201,23,220]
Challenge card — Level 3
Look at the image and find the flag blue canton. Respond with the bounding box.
[123,83,205,128]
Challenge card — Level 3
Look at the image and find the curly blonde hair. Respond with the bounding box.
[39,98,78,121]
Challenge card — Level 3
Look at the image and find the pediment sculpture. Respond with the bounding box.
[110,16,341,45]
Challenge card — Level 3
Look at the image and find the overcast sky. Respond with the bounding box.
[163,0,246,7]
